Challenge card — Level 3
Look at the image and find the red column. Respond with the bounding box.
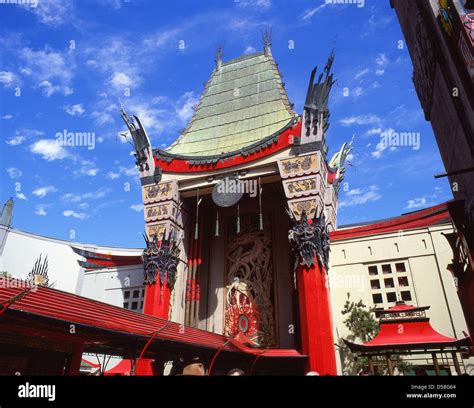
[143,274,171,320]
[65,343,84,375]
[139,277,171,376]
[296,261,337,375]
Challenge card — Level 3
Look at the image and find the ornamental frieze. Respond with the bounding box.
[145,201,182,225]
[278,152,318,179]
[142,180,179,204]
[283,174,322,199]
[146,220,182,241]
[288,196,322,221]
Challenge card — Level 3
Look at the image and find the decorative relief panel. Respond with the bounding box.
[224,215,276,348]
[145,201,183,226]
[283,174,322,199]
[146,220,181,241]
[142,180,179,204]
[278,153,318,179]
[288,196,322,221]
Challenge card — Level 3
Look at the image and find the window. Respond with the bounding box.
[372,293,383,304]
[395,263,406,273]
[371,280,381,290]
[123,287,145,312]
[382,264,392,274]
[366,261,414,308]
[368,266,378,276]
[401,291,412,301]
[398,277,409,287]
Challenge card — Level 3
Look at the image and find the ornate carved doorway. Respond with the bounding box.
[224,214,276,347]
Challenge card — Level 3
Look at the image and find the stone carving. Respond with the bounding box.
[225,216,276,347]
[283,175,321,199]
[142,231,181,288]
[143,181,178,204]
[278,154,317,179]
[288,197,319,220]
[288,209,330,272]
[145,202,181,224]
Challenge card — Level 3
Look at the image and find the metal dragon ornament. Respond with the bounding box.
[27,254,53,287]
[288,209,330,272]
[142,230,181,289]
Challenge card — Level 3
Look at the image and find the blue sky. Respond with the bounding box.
[0,0,452,248]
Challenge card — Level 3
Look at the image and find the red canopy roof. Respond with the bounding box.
[344,302,471,353]
[0,279,305,360]
[332,202,451,241]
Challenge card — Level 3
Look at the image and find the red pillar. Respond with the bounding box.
[143,274,171,320]
[65,343,84,375]
[296,260,337,375]
[138,277,171,376]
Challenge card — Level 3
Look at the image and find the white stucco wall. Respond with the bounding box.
[329,222,474,375]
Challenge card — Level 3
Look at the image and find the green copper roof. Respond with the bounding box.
[166,51,296,157]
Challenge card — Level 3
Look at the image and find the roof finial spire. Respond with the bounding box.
[215,45,224,71]
[0,197,14,228]
[262,27,272,57]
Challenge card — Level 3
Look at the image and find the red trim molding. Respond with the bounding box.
[155,122,301,173]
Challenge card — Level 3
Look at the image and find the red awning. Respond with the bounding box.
[0,279,305,360]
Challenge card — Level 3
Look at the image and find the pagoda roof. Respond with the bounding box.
[163,51,297,158]
[344,302,471,354]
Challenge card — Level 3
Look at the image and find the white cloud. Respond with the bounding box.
[237,0,271,11]
[354,68,369,80]
[131,204,144,212]
[20,0,74,26]
[352,87,364,99]
[16,192,27,201]
[339,114,381,127]
[6,135,26,146]
[20,47,74,95]
[375,53,389,76]
[1,114,13,120]
[62,188,111,203]
[366,127,382,136]
[370,128,396,159]
[0,71,18,87]
[73,160,99,177]
[7,167,22,179]
[405,197,427,210]
[300,4,327,22]
[371,139,388,159]
[339,185,382,208]
[110,72,133,89]
[63,210,87,220]
[39,80,73,97]
[65,104,85,116]
[244,46,256,54]
[35,206,47,216]
[29,139,70,161]
[177,91,199,122]
[33,186,58,198]
[106,166,138,180]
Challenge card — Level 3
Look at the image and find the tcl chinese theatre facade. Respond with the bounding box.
[120,36,352,375]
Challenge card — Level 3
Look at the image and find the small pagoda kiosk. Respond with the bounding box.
[344,301,471,375]
[120,32,352,375]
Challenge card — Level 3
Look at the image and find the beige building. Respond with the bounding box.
[329,203,474,375]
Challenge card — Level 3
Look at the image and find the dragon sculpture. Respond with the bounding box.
[142,230,181,289]
[329,137,354,187]
[288,209,330,273]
